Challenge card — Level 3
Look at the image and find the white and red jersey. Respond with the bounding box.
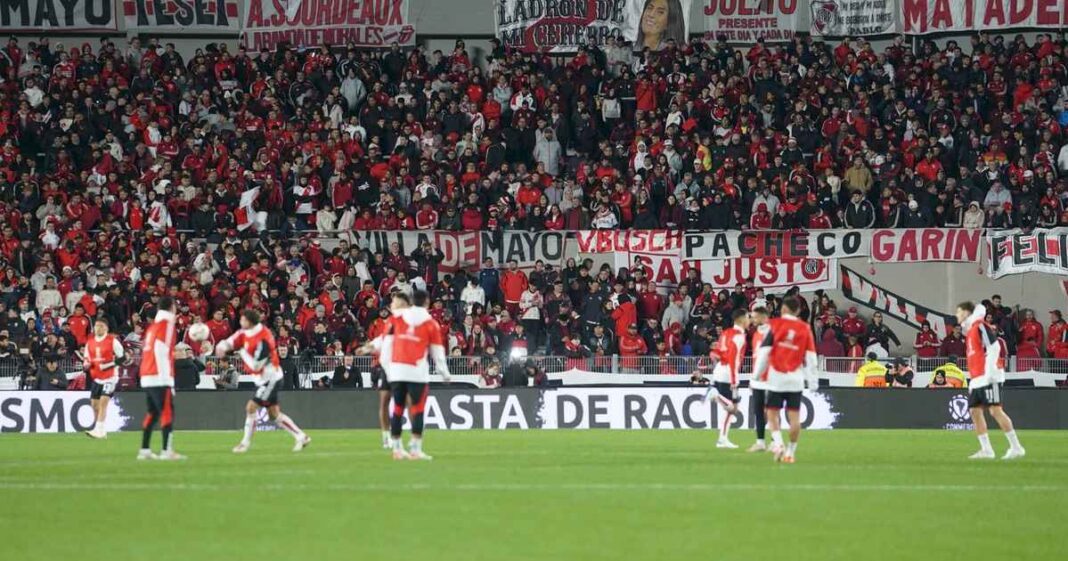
[222,324,283,384]
[139,310,177,388]
[964,304,1004,389]
[748,324,770,390]
[85,333,124,383]
[753,314,817,393]
[372,306,449,383]
[711,326,746,385]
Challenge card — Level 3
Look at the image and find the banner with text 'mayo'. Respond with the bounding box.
[0,0,117,31]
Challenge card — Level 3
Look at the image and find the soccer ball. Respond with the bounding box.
[187,323,210,342]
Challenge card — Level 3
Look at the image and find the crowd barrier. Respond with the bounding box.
[2,388,1066,434]
[2,355,1066,391]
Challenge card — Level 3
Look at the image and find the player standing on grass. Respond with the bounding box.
[364,291,451,460]
[216,310,311,453]
[84,318,125,439]
[138,296,184,460]
[747,304,771,452]
[957,301,1025,460]
[752,297,817,464]
[367,310,395,449]
[706,308,748,449]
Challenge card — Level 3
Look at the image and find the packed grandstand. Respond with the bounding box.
[3,30,1068,389]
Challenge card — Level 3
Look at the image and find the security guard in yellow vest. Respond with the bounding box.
[931,357,967,388]
[855,353,888,387]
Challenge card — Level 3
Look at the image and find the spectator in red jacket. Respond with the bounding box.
[637,281,663,321]
[914,322,940,358]
[499,260,529,317]
[611,291,638,340]
[842,307,867,340]
[1017,309,1044,351]
[1046,307,1063,356]
[618,324,648,372]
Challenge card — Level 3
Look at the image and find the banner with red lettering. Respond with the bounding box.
[241,0,415,51]
[810,0,898,36]
[704,0,804,42]
[124,0,240,32]
[869,229,981,263]
[698,257,838,293]
[986,227,1068,279]
[902,0,1068,34]
[840,265,956,335]
[496,0,691,53]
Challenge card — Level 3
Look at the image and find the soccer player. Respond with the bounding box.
[84,318,125,439]
[957,301,1025,460]
[747,305,771,452]
[138,296,184,461]
[367,310,395,449]
[707,308,749,448]
[368,291,451,460]
[752,296,817,464]
[216,310,311,453]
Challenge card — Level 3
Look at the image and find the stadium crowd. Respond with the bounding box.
[3,31,1068,384]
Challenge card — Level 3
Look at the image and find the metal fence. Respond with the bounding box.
[3,354,1067,386]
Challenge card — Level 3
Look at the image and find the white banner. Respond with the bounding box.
[0,392,131,434]
[986,227,1068,279]
[703,0,804,42]
[0,0,118,31]
[697,257,838,293]
[496,0,691,53]
[810,0,897,36]
[124,0,241,32]
[538,388,840,429]
[242,0,415,51]
[683,230,869,260]
[902,0,1068,34]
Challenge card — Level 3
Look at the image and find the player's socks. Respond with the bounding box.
[978,433,993,453]
[1005,430,1023,450]
[241,413,256,445]
[381,430,390,445]
[391,438,403,451]
[718,412,732,442]
[770,431,783,447]
[275,413,304,440]
[161,426,173,452]
[409,438,422,453]
[786,442,797,456]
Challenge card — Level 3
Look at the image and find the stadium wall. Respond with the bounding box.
[3,388,1066,433]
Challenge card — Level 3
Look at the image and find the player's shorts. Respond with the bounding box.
[252,378,281,407]
[766,390,802,411]
[968,383,1003,408]
[89,380,117,399]
[390,381,429,414]
[713,381,740,404]
[144,386,174,425]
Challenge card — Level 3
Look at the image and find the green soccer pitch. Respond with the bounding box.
[1,430,1064,561]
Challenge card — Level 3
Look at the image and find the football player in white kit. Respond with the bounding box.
[705,309,749,449]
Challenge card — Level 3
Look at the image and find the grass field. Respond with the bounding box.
[1,429,1065,561]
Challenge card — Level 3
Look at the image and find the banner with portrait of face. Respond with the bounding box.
[495,0,691,53]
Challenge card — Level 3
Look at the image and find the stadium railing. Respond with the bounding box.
[1,355,1065,389]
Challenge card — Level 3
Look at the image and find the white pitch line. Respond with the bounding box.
[0,481,1064,493]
